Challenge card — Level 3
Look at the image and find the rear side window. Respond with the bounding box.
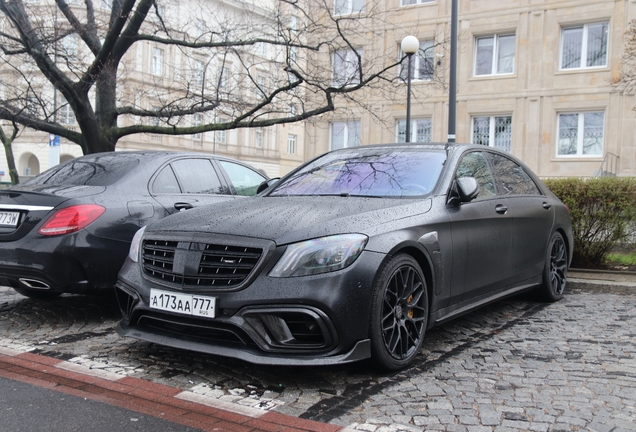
[219,160,267,196]
[26,155,140,186]
[152,166,181,194]
[170,159,225,194]
[455,151,496,200]
[488,153,541,195]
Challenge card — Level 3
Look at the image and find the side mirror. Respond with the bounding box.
[257,178,280,194]
[447,177,480,205]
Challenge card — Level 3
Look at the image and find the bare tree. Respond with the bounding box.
[0,0,442,156]
[0,121,19,184]
[617,19,636,95]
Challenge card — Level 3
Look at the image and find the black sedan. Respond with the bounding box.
[0,151,268,299]
[115,143,572,371]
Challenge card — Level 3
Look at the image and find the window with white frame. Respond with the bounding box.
[256,42,267,56]
[58,96,76,125]
[219,66,229,89]
[334,0,364,15]
[287,134,297,154]
[216,118,227,143]
[472,116,512,152]
[151,47,164,76]
[332,49,362,87]
[192,60,204,86]
[401,0,434,5]
[560,22,608,70]
[255,75,266,98]
[60,33,79,61]
[192,114,202,140]
[289,104,297,116]
[330,121,360,150]
[399,40,435,81]
[557,111,604,156]
[255,128,263,148]
[396,118,432,143]
[474,34,515,76]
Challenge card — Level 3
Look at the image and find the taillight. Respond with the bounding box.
[38,204,106,236]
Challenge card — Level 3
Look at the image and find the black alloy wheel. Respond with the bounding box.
[538,231,568,302]
[370,254,428,371]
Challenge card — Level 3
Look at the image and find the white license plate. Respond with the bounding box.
[149,289,216,318]
[0,211,19,227]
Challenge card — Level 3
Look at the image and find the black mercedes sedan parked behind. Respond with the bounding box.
[0,151,268,299]
[116,143,572,371]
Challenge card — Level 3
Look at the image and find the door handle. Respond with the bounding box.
[542,202,552,209]
[495,204,508,214]
[174,202,194,211]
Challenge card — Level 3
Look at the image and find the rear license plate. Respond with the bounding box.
[149,289,216,318]
[0,211,19,227]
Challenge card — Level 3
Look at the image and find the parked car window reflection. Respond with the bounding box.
[271,148,446,197]
[171,159,225,194]
[455,152,496,200]
[488,153,541,196]
[26,155,140,187]
[219,160,267,196]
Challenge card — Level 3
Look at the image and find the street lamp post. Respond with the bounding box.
[448,0,458,143]
[401,35,419,143]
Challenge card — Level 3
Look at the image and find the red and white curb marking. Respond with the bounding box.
[0,345,346,432]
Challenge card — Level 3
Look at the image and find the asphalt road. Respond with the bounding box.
[0,278,635,431]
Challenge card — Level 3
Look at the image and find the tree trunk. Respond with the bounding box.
[2,140,19,185]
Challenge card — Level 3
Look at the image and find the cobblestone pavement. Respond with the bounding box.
[1,284,635,432]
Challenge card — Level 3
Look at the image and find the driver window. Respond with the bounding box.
[455,152,496,200]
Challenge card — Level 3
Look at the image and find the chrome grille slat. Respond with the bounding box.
[142,239,262,288]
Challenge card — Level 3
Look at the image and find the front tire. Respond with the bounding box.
[369,254,428,371]
[537,232,568,302]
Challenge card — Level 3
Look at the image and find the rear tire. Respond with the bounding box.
[537,232,568,302]
[369,254,428,371]
[13,287,62,300]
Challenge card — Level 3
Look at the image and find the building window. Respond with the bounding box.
[474,34,515,76]
[401,0,434,5]
[192,114,202,140]
[287,134,297,154]
[399,40,435,81]
[60,34,78,61]
[219,66,229,89]
[472,116,512,152]
[216,117,227,143]
[334,0,363,15]
[557,112,604,156]
[289,104,297,116]
[332,49,362,87]
[192,60,204,86]
[330,121,360,150]
[151,47,164,76]
[396,118,432,143]
[58,96,76,125]
[560,22,608,70]
[255,128,263,148]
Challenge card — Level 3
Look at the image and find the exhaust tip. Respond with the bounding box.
[18,278,51,290]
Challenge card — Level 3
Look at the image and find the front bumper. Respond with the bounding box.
[115,249,385,366]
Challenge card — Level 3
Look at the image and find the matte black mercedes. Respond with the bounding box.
[116,143,572,370]
[0,151,267,299]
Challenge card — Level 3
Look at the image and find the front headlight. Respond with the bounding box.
[128,226,146,263]
[269,234,368,278]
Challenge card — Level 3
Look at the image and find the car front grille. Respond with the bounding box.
[142,239,262,288]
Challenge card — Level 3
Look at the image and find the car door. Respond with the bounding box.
[486,152,554,284]
[150,158,236,214]
[448,151,515,302]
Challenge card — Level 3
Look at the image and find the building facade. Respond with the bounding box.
[1,0,635,182]
[306,0,636,178]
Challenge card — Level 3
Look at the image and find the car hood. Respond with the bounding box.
[146,196,432,245]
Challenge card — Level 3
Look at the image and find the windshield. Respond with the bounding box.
[25,154,140,187]
[271,148,446,197]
